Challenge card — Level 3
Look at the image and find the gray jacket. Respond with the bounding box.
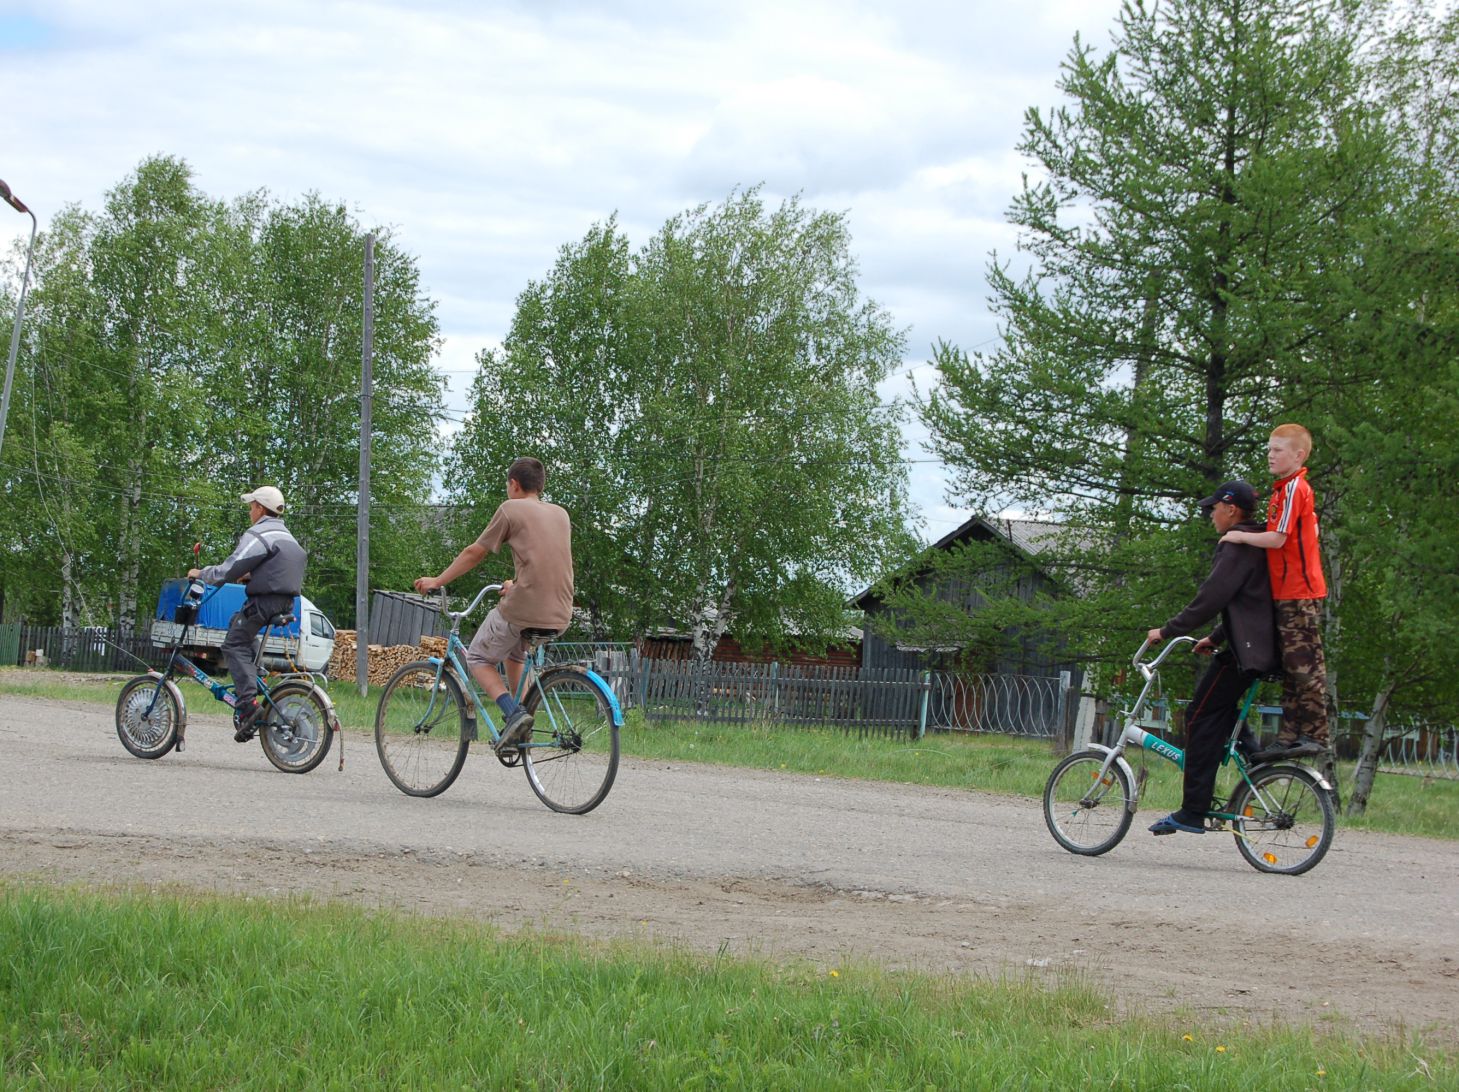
[1159,519,1278,675]
[198,516,307,598]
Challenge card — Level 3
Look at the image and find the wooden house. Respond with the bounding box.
[852,516,1077,680]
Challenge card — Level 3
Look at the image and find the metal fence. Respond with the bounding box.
[637,660,929,737]
[1367,718,1459,781]
[924,671,1072,738]
[631,658,1074,740]
[546,642,636,708]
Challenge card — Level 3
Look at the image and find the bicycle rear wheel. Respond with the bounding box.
[115,675,181,759]
[375,661,470,797]
[259,682,334,774]
[521,668,619,814]
[1043,750,1134,855]
[1226,764,1334,875]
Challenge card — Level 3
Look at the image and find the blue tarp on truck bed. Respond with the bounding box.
[155,579,303,638]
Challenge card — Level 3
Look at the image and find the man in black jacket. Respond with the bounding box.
[1145,480,1279,835]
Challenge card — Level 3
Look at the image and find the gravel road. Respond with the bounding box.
[3,693,1456,1039]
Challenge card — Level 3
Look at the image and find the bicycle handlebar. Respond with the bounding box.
[434,583,503,624]
[1133,635,1198,680]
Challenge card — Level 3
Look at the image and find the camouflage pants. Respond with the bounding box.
[1275,597,1328,744]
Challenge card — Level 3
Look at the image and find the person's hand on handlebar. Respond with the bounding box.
[1148,627,1215,656]
[414,575,444,594]
[501,579,514,596]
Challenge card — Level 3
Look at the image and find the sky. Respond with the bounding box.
[0,0,1123,539]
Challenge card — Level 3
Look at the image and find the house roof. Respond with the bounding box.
[851,516,1071,609]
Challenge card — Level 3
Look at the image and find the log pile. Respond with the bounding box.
[329,630,443,686]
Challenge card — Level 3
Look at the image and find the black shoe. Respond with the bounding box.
[1253,737,1325,762]
[234,700,262,742]
[494,708,534,754]
[1235,738,1262,763]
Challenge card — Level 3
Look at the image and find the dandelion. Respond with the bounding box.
[1216,1045,1227,1054]
[1316,1069,1326,1078]
[829,969,840,978]
[1183,1035,1193,1042]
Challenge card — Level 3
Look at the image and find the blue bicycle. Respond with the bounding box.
[1043,636,1335,875]
[373,583,622,813]
[115,574,337,774]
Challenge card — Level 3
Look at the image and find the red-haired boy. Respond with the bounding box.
[1220,424,1328,758]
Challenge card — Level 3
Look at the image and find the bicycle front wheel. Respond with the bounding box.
[259,682,334,774]
[1227,764,1334,875]
[115,675,181,759]
[521,668,620,814]
[375,661,470,797]
[1043,750,1134,856]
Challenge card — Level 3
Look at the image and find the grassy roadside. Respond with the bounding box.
[1,882,1451,1090]
[4,667,1455,839]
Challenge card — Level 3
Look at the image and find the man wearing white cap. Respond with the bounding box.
[188,486,308,741]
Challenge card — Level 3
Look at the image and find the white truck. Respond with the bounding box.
[150,579,337,674]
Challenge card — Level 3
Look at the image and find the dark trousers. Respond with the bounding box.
[1181,654,1259,817]
[221,594,294,705]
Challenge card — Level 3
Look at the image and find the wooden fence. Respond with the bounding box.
[3,625,169,673]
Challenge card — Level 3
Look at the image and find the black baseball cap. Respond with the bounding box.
[1198,480,1256,512]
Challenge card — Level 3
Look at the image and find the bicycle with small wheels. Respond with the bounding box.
[374,584,622,814]
[115,575,338,774]
[1043,636,1335,875]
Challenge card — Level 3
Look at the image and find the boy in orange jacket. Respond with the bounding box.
[1220,423,1329,758]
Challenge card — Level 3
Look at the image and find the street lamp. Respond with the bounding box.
[0,176,38,463]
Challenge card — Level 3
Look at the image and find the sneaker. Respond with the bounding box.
[494,708,534,754]
[1149,812,1207,836]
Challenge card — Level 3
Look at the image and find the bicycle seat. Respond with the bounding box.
[521,627,558,642]
[267,612,296,628]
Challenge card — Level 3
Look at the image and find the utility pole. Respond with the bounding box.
[0,177,39,464]
[355,235,374,695]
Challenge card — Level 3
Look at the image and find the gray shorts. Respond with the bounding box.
[465,606,529,669]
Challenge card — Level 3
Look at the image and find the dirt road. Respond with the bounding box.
[3,693,1456,1039]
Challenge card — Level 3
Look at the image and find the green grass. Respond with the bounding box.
[5,667,1456,839]
[1,882,1452,1090]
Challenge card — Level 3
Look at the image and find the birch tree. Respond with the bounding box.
[450,191,913,660]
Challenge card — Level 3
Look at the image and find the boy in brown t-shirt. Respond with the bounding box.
[415,457,574,752]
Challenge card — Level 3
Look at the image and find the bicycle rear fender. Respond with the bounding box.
[300,680,341,738]
[544,663,625,727]
[1086,743,1140,811]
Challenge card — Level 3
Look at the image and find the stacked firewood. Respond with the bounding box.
[328,630,359,680]
[329,630,441,686]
